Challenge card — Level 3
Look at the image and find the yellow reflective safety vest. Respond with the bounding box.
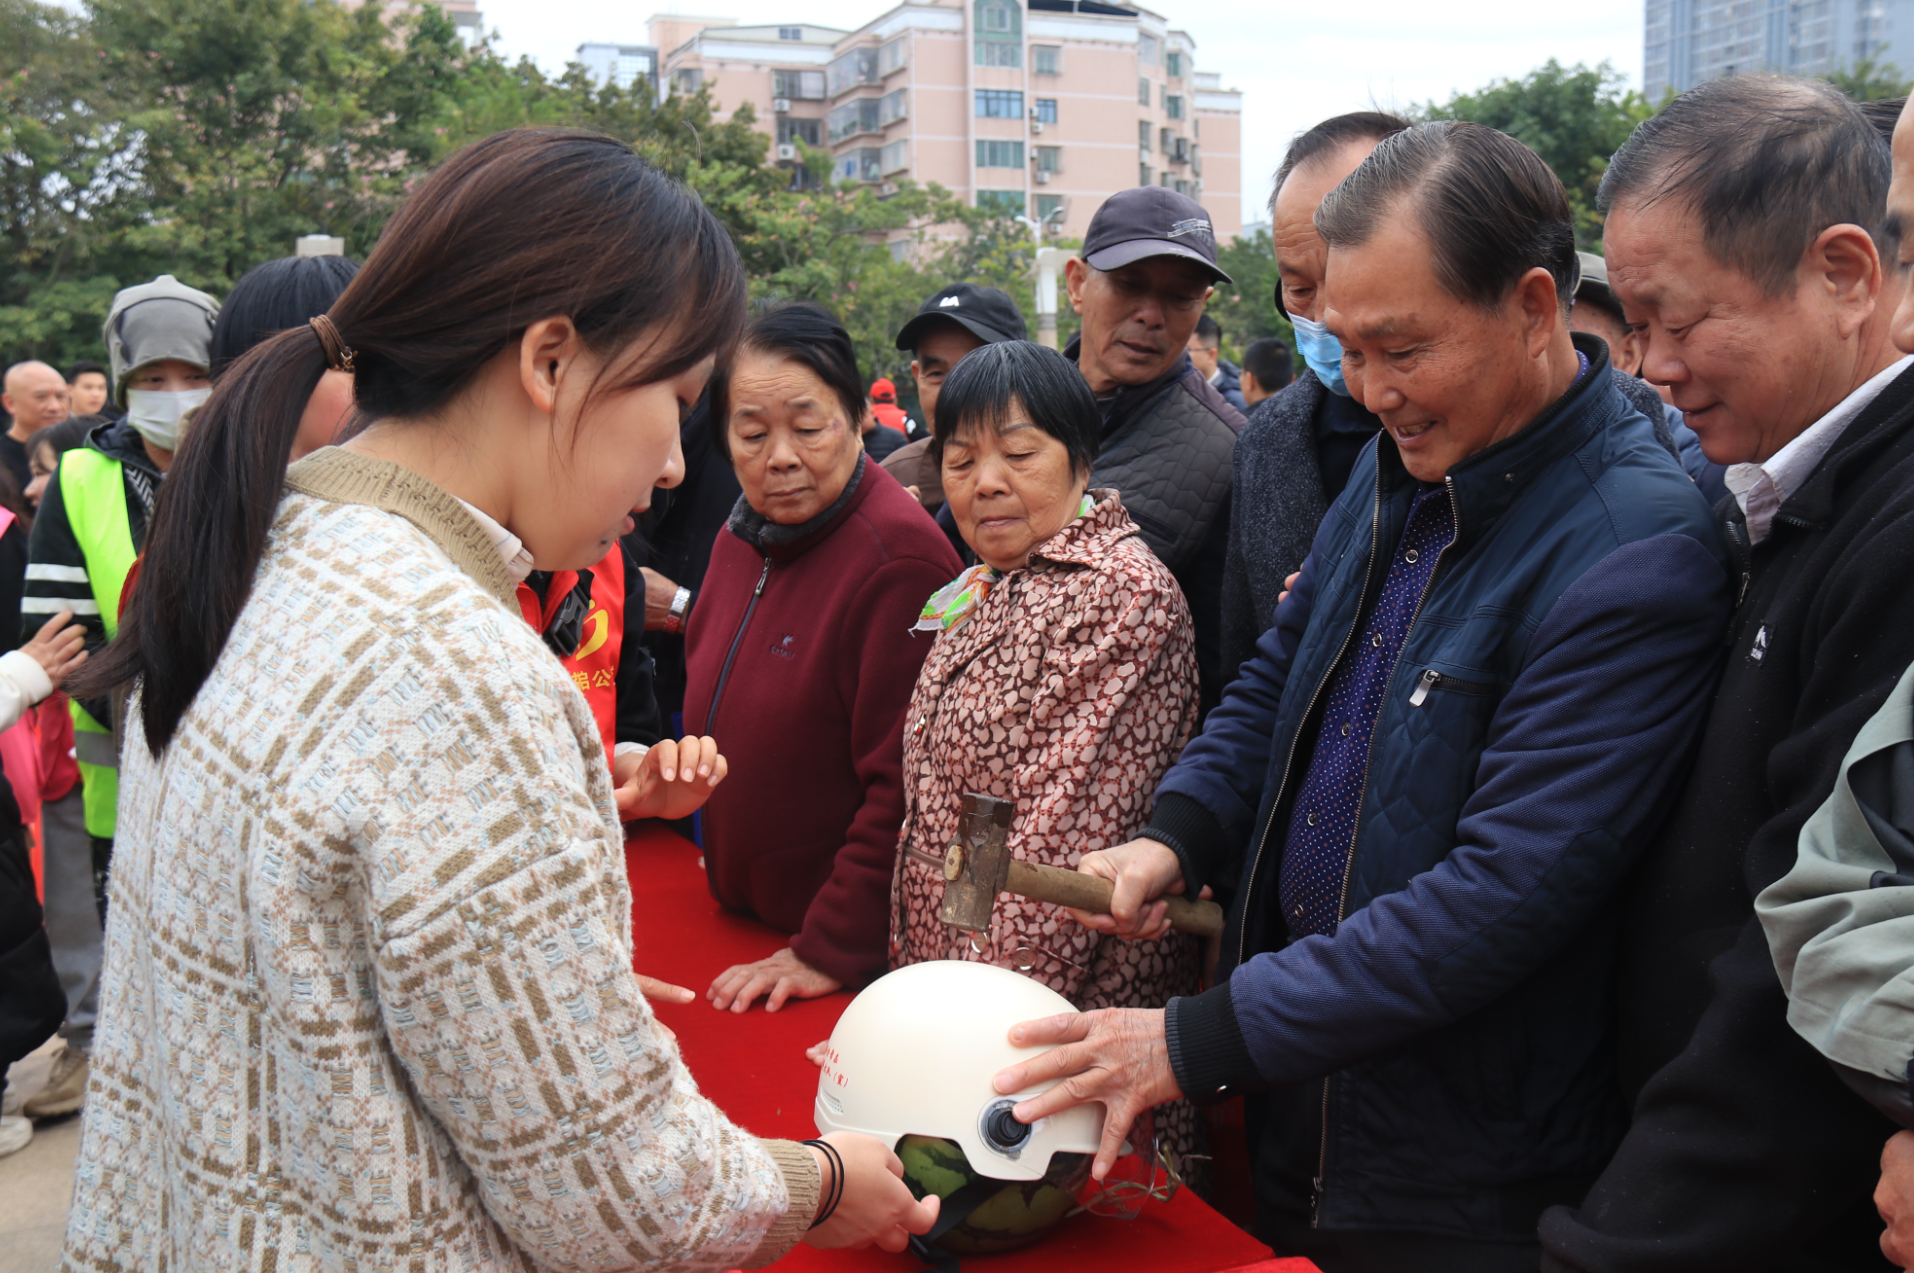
[58,448,138,839]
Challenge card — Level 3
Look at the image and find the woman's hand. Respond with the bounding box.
[1067,837,1195,942]
[803,1132,941,1252]
[614,736,726,822]
[806,1039,830,1066]
[708,946,842,1013]
[991,1008,1181,1182]
[634,972,695,1006]
[21,610,86,690]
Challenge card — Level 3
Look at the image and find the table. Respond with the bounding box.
[624,822,1319,1273]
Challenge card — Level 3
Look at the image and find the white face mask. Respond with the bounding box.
[124,387,211,452]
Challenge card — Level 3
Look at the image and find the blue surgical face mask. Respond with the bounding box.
[1289,313,1351,398]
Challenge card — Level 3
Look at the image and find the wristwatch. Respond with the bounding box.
[662,585,693,634]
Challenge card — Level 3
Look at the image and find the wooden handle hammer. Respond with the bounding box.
[937,792,1226,939]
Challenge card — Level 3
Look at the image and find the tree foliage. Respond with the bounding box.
[0,0,1038,383]
[1416,59,1653,249]
[1823,56,1914,102]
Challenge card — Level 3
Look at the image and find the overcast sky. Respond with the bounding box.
[478,1,1646,226]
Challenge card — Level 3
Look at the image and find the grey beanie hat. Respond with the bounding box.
[103,275,220,406]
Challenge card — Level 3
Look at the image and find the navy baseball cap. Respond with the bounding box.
[895,283,1028,351]
[1081,187,1232,284]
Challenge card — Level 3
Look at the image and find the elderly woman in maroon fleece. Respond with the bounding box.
[688,303,960,1013]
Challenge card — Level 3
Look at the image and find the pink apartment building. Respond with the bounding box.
[643,1,1243,243]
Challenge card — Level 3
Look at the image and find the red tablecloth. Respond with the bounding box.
[624,822,1317,1273]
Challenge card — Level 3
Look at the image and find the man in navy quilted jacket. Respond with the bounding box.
[992,122,1732,1273]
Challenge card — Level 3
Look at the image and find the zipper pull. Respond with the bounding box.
[1410,668,1438,707]
[1735,570,1750,608]
[754,557,771,597]
[1310,1175,1325,1225]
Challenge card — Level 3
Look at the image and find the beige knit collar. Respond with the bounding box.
[284,447,518,605]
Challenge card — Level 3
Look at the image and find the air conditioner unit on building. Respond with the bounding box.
[1034,170,1050,184]
[773,97,792,113]
[776,144,798,161]
[1031,121,1044,134]
[1140,146,1151,163]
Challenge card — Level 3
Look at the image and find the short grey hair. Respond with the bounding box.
[1597,75,1893,296]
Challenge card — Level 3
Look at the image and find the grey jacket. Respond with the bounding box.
[1759,656,1914,1127]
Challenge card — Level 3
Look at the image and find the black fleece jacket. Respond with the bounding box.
[1539,361,1914,1273]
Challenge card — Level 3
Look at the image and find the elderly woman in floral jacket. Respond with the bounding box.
[888,340,1203,1160]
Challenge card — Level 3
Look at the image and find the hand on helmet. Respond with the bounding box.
[991,1008,1181,1182]
[803,1132,941,1252]
[1067,838,1200,942]
[708,946,842,1013]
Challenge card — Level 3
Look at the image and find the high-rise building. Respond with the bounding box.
[646,0,1243,241]
[342,0,483,43]
[1645,0,1914,101]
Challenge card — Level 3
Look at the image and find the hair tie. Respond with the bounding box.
[308,314,356,373]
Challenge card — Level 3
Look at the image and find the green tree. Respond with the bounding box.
[1205,229,1293,368]
[1824,56,1914,102]
[1417,59,1653,248]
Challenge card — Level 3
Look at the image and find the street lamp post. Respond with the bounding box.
[1014,208,1068,349]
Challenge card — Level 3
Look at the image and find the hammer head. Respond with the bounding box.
[937,792,1016,933]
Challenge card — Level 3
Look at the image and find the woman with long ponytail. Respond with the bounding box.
[62,128,937,1271]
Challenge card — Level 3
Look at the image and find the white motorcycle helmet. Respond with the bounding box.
[813,960,1109,1181]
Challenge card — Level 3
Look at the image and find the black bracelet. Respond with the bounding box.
[801,1138,845,1229]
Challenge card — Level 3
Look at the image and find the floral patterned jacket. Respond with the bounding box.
[889,491,1201,1011]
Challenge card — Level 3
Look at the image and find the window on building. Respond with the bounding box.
[1032,44,1061,74]
[777,117,822,146]
[881,139,910,174]
[673,67,703,94]
[1165,50,1182,77]
[882,35,908,73]
[1137,32,1160,64]
[1139,164,1152,187]
[829,98,881,142]
[1033,98,1058,123]
[1034,145,1061,173]
[774,69,826,99]
[828,46,879,96]
[1036,193,1065,225]
[787,164,821,192]
[978,190,1025,215]
[1166,94,1184,120]
[779,26,802,39]
[1138,77,1150,105]
[976,139,1025,168]
[613,52,653,91]
[1160,126,1171,152]
[975,0,1021,64]
[880,88,909,124]
[1193,117,1200,139]
[976,89,1025,118]
[837,147,882,183]
[1174,178,1192,196]
[1159,171,1172,187]
[1138,119,1152,149]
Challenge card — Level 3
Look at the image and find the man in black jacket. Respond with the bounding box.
[1539,74,1914,1273]
[1064,186,1246,712]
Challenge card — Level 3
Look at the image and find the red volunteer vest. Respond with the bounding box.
[515,543,624,769]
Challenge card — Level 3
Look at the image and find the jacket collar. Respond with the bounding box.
[85,418,164,477]
[1772,359,1914,534]
[1062,333,1195,437]
[1376,333,1617,550]
[725,451,873,564]
[1025,488,1137,570]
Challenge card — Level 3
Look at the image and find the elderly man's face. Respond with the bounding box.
[1274,140,1380,325]
[1065,256,1213,394]
[1324,211,1566,483]
[1888,104,1914,355]
[1606,196,1886,466]
[3,362,69,432]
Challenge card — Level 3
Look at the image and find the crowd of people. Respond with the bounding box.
[0,67,1911,1273]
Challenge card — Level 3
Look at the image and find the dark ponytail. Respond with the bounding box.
[75,128,748,753]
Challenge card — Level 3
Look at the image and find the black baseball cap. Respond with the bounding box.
[895,283,1028,351]
[1081,186,1232,284]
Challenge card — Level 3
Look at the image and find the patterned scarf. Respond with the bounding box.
[915,492,1095,633]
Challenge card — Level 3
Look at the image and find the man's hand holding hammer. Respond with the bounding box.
[985,836,1211,1182]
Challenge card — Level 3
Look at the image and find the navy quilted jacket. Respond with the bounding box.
[1143,337,1732,1240]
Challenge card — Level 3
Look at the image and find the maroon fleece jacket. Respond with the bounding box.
[684,461,960,986]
